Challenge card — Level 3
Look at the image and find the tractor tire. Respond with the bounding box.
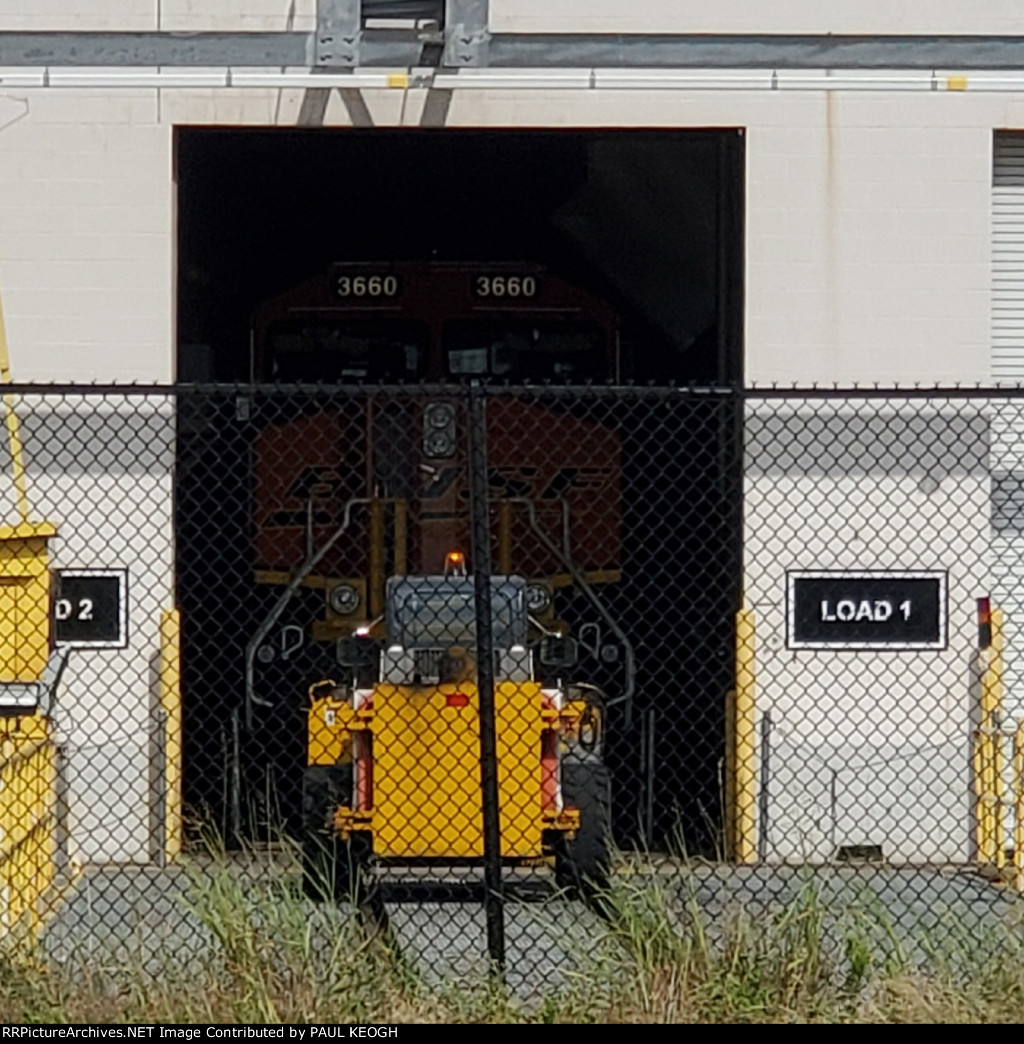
[301,764,367,903]
[554,757,612,899]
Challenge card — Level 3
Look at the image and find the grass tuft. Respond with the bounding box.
[3,849,1024,1024]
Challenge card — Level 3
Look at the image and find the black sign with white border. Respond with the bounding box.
[54,568,128,649]
[786,570,947,651]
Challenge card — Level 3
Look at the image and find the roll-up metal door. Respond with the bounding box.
[991,132,1024,715]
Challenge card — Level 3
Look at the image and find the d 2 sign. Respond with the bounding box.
[787,571,946,650]
[54,569,128,648]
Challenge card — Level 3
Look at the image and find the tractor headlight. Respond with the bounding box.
[526,583,552,613]
[328,583,360,616]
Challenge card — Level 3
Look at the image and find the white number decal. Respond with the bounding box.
[79,598,94,621]
[337,274,399,298]
[899,600,911,621]
[474,274,538,299]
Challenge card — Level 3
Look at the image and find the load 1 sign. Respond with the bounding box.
[787,571,946,650]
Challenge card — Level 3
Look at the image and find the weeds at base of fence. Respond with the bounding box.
[3,847,1024,1023]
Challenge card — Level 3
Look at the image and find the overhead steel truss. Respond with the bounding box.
[5,1,1024,71]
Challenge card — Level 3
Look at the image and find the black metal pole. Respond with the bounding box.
[757,711,772,863]
[466,381,506,980]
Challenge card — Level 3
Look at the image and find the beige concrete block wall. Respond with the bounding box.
[0,2,155,30]
[744,399,990,863]
[0,394,174,866]
[492,1,1024,35]
[0,90,170,382]
[160,0,315,32]
[744,96,992,387]
[27,397,174,867]
[0,2,314,31]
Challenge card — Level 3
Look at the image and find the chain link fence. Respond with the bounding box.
[0,382,1023,988]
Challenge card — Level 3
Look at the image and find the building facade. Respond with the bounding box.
[0,3,1021,869]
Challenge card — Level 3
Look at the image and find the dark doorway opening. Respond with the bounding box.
[175,127,744,856]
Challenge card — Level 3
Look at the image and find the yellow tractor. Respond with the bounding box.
[301,556,611,901]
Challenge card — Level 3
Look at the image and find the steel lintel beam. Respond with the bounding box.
[0,31,313,68]
[485,34,1024,70]
[5,32,1024,70]
[0,31,439,68]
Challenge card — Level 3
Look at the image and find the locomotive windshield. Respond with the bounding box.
[265,319,427,381]
[253,264,618,383]
[443,320,607,381]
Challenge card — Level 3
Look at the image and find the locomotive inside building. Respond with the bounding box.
[174,128,744,856]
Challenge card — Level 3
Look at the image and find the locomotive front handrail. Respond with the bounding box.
[506,497,636,726]
[244,496,371,730]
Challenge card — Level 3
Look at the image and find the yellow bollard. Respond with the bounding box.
[159,609,183,860]
[0,715,56,937]
[734,609,757,864]
[975,609,1006,867]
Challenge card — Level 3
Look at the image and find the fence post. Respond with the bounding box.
[757,711,772,863]
[1014,723,1024,894]
[466,380,506,981]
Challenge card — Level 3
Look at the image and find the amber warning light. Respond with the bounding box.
[978,596,992,650]
[444,551,467,577]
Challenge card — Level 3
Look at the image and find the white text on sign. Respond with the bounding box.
[819,599,912,623]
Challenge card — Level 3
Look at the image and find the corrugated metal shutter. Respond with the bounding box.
[991,132,1024,716]
[993,133,1024,382]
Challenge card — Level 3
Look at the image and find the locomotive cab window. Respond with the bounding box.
[443,320,607,381]
[265,319,427,381]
